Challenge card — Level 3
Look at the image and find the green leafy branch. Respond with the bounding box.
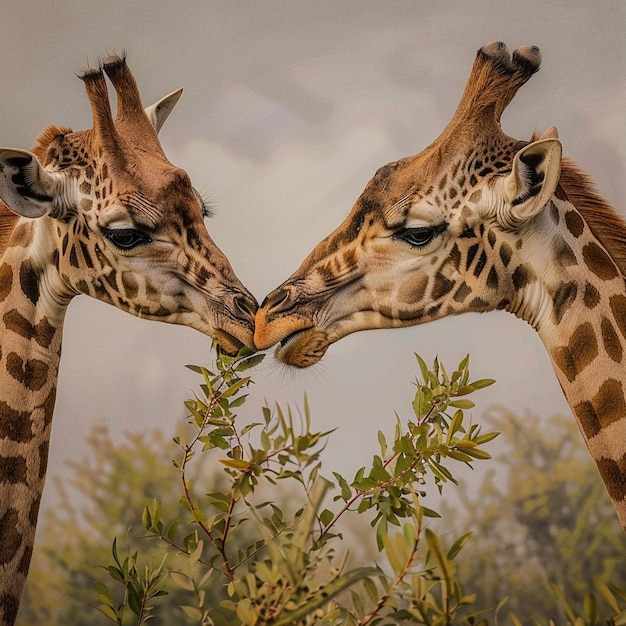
[321,354,496,550]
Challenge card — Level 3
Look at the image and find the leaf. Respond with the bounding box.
[94,603,119,622]
[236,353,265,371]
[377,430,388,457]
[403,522,417,548]
[446,532,472,561]
[446,449,474,463]
[425,528,452,591]
[382,532,405,575]
[170,570,196,591]
[549,582,578,622]
[319,508,334,526]
[333,472,352,500]
[229,394,249,408]
[448,399,475,409]
[462,447,492,460]
[414,353,430,383]
[473,431,499,445]
[469,378,495,389]
[219,457,251,469]
[221,376,250,398]
[241,422,262,436]
[93,581,114,606]
[127,581,143,616]
[189,539,204,567]
[106,565,125,585]
[584,593,599,624]
[363,576,379,604]
[181,605,204,620]
[594,577,619,612]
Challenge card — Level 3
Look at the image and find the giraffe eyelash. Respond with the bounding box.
[193,188,214,219]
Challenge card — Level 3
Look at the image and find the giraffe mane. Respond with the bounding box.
[559,157,626,278]
[0,124,73,255]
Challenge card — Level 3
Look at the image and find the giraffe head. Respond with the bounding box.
[255,42,564,366]
[0,55,256,354]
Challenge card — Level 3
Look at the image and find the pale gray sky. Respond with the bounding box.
[1,1,624,527]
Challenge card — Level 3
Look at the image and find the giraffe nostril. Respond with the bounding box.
[233,293,258,319]
[261,286,291,311]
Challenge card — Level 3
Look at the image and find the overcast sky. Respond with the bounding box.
[1,1,624,530]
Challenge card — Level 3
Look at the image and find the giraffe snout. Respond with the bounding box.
[254,285,311,350]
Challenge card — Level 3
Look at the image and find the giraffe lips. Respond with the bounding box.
[280,328,306,347]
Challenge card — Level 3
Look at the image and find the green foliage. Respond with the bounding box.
[17,426,200,626]
[18,347,626,625]
[94,535,167,624]
[95,349,498,625]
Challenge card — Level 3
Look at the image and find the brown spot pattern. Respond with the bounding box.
[469,296,490,310]
[0,456,27,484]
[550,281,577,325]
[38,442,49,480]
[582,241,619,281]
[3,309,56,349]
[564,210,584,238]
[122,272,139,299]
[552,235,577,267]
[574,378,626,441]
[473,250,488,277]
[41,387,56,430]
[499,242,512,267]
[487,266,499,290]
[583,283,601,309]
[431,273,455,300]
[0,401,33,442]
[512,263,537,290]
[551,321,598,383]
[18,543,33,576]
[596,456,626,501]
[19,263,39,305]
[6,352,49,391]
[0,508,22,567]
[601,317,623,363]
[0,263,12,302]
[453,282,472,303]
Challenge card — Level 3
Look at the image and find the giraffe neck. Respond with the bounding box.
[0,220,68,625]
[507,187,626,530]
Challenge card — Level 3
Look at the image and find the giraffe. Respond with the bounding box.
[0,55,257,624]
[255,42,626,531]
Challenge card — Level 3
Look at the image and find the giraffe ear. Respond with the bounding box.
[0,148,64,218]
[498,133,562,230]
[144,88,183,133]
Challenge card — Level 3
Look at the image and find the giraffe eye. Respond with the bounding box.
[102,227,152,250]
[395,224,446,248]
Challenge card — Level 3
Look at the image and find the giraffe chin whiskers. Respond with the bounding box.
[274,327,329,368]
